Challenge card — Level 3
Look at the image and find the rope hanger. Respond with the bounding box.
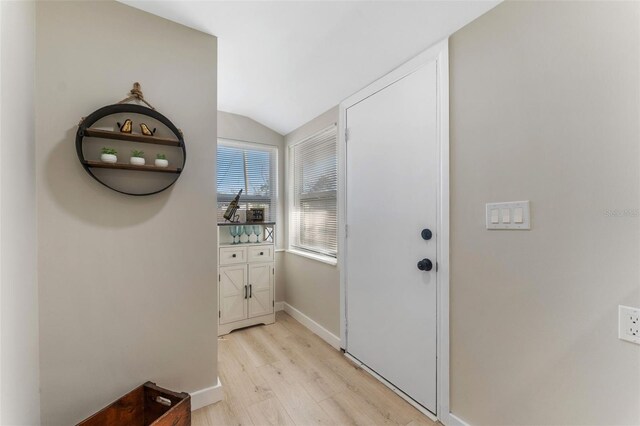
[117,82,156,110]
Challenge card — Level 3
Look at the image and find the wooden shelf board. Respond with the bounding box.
[84,160,181,174]
[84,128,182,147]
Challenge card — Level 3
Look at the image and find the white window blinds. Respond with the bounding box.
[289,126,337,257]
[217,139,277,223]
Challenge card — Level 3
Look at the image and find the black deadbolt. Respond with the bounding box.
[417,258,433,271]
[421,229,433,240]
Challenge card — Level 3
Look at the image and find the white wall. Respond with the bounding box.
[0,1,41,424]
[284,106,340,336]
[449,2,640,424]
[218,110,286,301]
[36,2,218,424]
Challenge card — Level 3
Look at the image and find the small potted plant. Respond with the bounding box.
[100,147,117,163]
[130,149,145,166]
[155,153,169,168]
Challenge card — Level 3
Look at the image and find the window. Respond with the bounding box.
[289,126,337,258]
[217,139,277,224]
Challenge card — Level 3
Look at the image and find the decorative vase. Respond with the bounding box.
[155,159,169,168]
[130,157,145,166]
[100,154,117,163]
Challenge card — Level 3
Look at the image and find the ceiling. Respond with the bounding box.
[121,1,500,135]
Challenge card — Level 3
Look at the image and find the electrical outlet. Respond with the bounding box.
[619,305,640,345]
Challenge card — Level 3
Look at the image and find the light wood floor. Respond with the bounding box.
[193,311,438,426]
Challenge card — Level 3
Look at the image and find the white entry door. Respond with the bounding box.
[345,60,439,413]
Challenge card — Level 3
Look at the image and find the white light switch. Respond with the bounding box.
[501,208,510,223]
[486,201,530,230]
[490,209,500,224]
[514,207,524,224]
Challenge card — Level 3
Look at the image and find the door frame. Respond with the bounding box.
[338,39,452,425]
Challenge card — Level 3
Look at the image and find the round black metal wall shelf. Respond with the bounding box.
[76,103,186,196]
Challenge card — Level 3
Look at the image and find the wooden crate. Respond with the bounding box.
[77,381,190,426]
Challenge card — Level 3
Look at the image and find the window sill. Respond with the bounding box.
[286,249,337,266]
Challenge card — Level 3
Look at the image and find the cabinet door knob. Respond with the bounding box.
[417,258,433,271]
[232,254,236,258]
[260,252,264,255]
[421,229,432,240]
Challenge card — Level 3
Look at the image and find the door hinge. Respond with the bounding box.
[272,267,275,275]
[218,311,221,318]
[273,300,275,307]
[345,128,350,142]
[218,273,220,281]
[345,224,349,238]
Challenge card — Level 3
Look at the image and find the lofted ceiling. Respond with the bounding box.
[121,1,500,135]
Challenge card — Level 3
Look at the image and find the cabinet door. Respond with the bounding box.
[247,262,274,318]
[219,265,247,324]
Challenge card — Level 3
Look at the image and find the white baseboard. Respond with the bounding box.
[190,377,222,411]
[283,302,341,349]
[274,301,285,312]
[443,412,471,426]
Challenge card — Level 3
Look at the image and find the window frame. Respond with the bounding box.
[216,138,278,227]
[287,125,338,263]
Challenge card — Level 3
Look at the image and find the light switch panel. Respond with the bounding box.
[486,201,530,230]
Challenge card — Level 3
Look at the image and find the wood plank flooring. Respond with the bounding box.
[193,311,438,426]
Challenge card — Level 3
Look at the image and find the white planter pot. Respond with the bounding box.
[100,154,117,163]
[130,157,145,166]
[155,159,169,168]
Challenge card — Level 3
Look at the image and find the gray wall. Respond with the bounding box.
[0,2,41,424]
[35,2,218,424]
[449,2,640,424]
[218,110,286,302]
[284,106,340,336]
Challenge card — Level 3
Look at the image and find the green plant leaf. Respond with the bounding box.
[101,147,117,155]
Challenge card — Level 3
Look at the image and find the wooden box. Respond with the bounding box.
[77,381,191,426]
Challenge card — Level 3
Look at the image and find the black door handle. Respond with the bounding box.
[417,258,433,271]
[244,285,247,299]
[249,284,252,298]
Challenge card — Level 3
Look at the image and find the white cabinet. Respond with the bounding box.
[217,223,276,335]
[248,263,274,318]
[219,265,247,325]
